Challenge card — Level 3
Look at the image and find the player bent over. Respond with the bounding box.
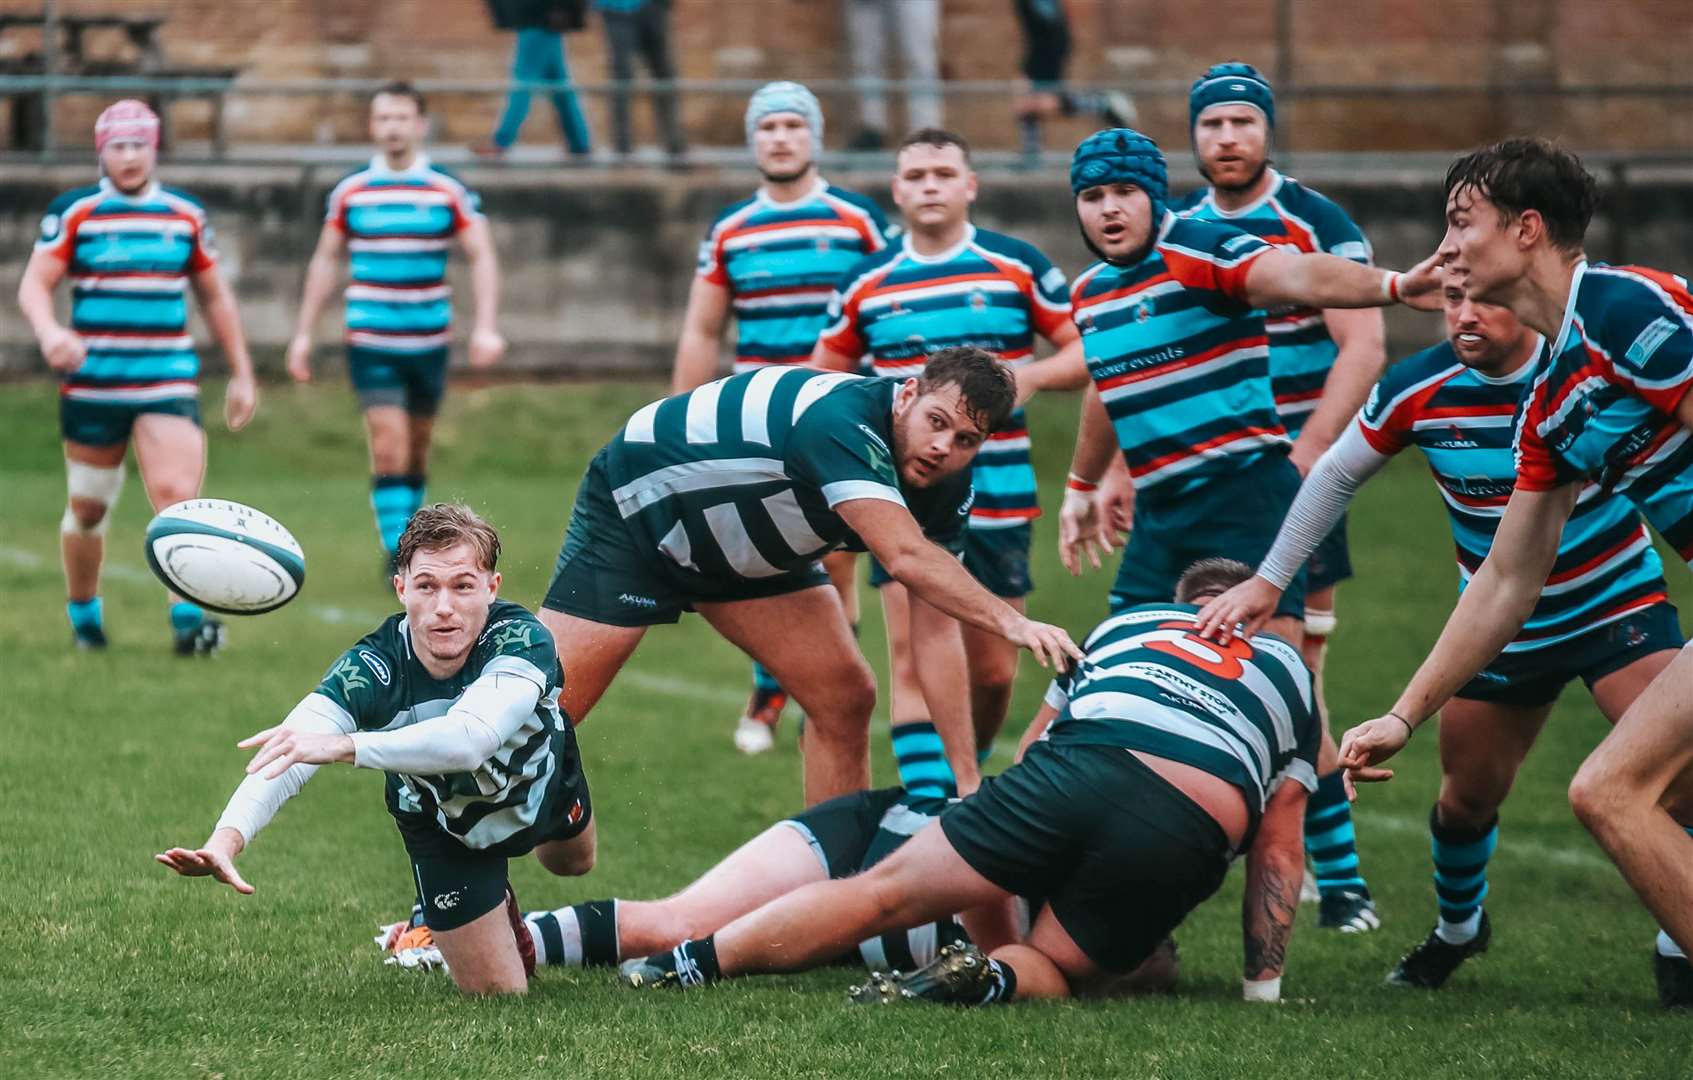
[17,99,258,654]
[158,505,594,996]
[619,559,1317,1005]
[537,347,1081,807]
[286,82,505,572]
[1197,277,1682,989]
[1058,128,1438,931]
[1333,139,1693,1007]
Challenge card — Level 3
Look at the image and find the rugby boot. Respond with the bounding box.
[846,968,905,1006]
[620,940,716,990]
[733,690,787,755]
[72,624,108,650]
[1654,948,1693,1009]
[1318,889,1381,932]
[173,615,226,657]
[376,909,447,973]
[872,942,1001,1006]
[1386,912,1490,989]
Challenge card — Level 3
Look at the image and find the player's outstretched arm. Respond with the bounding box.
[155,827,253,895]
[17,249,85,372]
[840,498,1082,671]
[671,276,732,393]
[1058,384,1123,575]
[1241,780,1307,1002]
[1243,249,1444,313]
[460,217,506,369]
[189,265,258,430]
[1338,482,1579,781]
[285,223,347,383]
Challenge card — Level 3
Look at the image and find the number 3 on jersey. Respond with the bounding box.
[1146,621,1255,680]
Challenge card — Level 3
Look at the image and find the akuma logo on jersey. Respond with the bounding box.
[487,620,535,652]
[330,656,370,695]
[357,649,392,686]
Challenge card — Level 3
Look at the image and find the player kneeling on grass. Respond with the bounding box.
[157,504,595,996]
[619,558,1317,1005]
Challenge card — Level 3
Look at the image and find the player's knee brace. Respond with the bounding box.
[1304,606,1337,639]
[62,461,125,537]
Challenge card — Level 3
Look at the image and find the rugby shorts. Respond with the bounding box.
[1456,601,1683,707]
[60,393,199,448]
[347,345,450,417]
[869,523,1033,599]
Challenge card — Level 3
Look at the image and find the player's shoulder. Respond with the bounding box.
[971,227,1054,267]
[821,184,886,220]
[707,192,761,230]
[323,614,407,700]
[1170,188,1210,215]
[1162,212,1265,257]
[1270,175,1352,221]
[474,600,557,666]
[1582,264,1693,327]
[1381,341,1465,395]
[156,185,210,220]
[45,183,104,215]
[839,242,904,287]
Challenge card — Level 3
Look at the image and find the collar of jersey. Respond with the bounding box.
[1468,333,1544,386]
[755,175,828,209]
[901,223,976,265]
[98,176,161,203]
[1201,168,1285,219]
[367,152,433,177]
[1548,260,1588,360]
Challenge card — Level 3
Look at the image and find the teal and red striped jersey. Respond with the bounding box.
[1177,170,1373,437]
[35,179,217,406]
[1361,340,1668,652]
[325,155,482,355]
[1072,212,1282,498]
[696,178,891,374]
[1513,261,1693,566]
[816,226,1072,528]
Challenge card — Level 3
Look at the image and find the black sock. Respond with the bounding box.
[985,956,1018,1004]
[577,899,620,967]
[675,935,723,986]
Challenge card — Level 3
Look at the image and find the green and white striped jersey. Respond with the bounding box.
[1042,603,1320,815]
[313,600,568,853]
[604,369,973,583]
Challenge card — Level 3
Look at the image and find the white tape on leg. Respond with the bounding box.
[63,461,124,536]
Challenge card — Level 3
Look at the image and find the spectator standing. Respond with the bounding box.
[476,0,593,160]
[844,0,941,150]
[1011,0,1135,162]
[594,0,686,162]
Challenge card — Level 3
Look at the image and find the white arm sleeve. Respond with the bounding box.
[349,671,542,776]
[213,693,356,845]
[1258,422,1394,589]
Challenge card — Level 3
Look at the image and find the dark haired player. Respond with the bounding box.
[537,348,1082,806]
[285,81,506,570]
[618,559,1313,1006]
[157,505,595,996]
[1333,138,1693,1007]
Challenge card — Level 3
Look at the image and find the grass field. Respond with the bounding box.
[3,376,1690,1078]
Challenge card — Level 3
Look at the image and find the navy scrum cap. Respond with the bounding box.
[1189,62,1275,130]
[1070,128,1169,216]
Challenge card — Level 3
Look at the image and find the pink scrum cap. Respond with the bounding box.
[94,99,160,153]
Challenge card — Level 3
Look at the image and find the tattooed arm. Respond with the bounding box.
[1241,780,1309,1000]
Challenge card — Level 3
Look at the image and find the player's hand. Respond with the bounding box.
[39,322,86,372]
[1194,575,1283,642]
[469,326,506,369]
[1097,464,1135,537]
[238,725,356,779]
[1394,251,1446,312]
[1007,616,1084,672]
[224,372,257,431]
[1337,715,1411,796]
[1058,488,1115,575]
[155,827,253,894]
[1288,435,1327,479]
[284,333,314,383]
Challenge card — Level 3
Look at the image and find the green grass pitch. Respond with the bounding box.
[1,377,1689,1078]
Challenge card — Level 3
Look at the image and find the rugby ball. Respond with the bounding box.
[143,499,307,615]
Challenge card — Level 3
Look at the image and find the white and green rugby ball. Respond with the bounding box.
[144,499,306,615]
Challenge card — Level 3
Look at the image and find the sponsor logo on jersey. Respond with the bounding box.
[618,593,659,609]
[357,649,392,686]
[1626,316,1679,368]
[957,487,976,516]
[330,656,371,695]
[488,620,535,652]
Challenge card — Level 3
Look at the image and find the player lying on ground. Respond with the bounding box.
[619,558,1317,1005]
[1195,275,1683,989]
[537,346,1081,807]
[1321,139,1693,1008]
[17,99,258,654]
[666,81,894,755]
[378,783,1178,993]
[812,127,1089,799]
[1056,126,1439,932]
[157,505,594,996]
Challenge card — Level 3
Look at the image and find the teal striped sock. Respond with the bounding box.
[890,720,956,799]
[67,597,103,634]
[1430,807,1497,943]
[404,473,427,522]
[168,601,204,635]
[371,475,413,554]
[1306,771,1368,897]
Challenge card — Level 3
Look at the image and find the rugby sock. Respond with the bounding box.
[168,601,204,635]
[890,720,957,799]
[1430,807,1497,945]
[524,900,619,967]
[370,475,413,554]
[982,956,1018,1004]
[66,597,103,635]
[672,935,722,986]
[1306,771,1369,898]
[403,472,427,525]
